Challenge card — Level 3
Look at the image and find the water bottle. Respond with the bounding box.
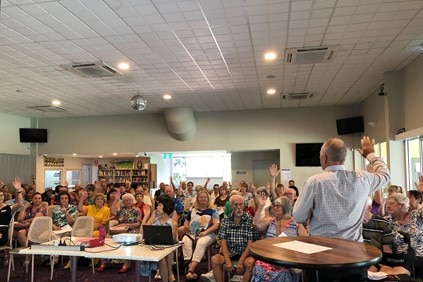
[98,225,106,243]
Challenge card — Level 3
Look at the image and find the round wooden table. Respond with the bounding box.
[249,236,382,282]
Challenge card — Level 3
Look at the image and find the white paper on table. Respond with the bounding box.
[273,240,332,254]
[53,224,73,235]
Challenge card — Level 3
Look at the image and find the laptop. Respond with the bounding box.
[142,225,178,245]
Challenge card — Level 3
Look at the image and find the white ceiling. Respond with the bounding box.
[0,0,422,118]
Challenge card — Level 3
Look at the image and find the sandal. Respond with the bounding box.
[186,271,197,280]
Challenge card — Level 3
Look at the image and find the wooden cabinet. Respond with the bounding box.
[97,158,150,186]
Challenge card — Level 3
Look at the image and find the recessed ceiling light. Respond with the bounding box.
[99,155,103,158]
[73,153,77,156]
[113,153,117,156]
[163,94,172,100]
[52,100,61,106]
[267,88,276,95]
[118,62,129,70]
[264,52,277,61]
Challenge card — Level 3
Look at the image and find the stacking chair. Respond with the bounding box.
[27,216,54,282]
[0,217,13,256]
[7,217,29,282]
[71,216,93,238]
[47,205,58,217]
[382,232,416,278]
[70,216,95,273]
[8,216,54,282]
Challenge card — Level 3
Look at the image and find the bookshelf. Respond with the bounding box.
[97,158,150,186]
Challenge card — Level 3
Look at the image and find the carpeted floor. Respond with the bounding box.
[0,254,211,282]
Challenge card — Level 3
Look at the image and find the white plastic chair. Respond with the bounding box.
[70,216,95,273]
[27,216,53,282]
[71,216,93,237]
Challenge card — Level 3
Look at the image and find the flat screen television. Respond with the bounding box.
[19,128,48,143]
[336,116,364,135]
[295,143,323,167]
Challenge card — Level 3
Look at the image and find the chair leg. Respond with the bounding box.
[50,255,54,280]
[7,254,12,282]
[31,254,34,282]
[92,258,95,273]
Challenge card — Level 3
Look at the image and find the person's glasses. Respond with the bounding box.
[273,204,282,208]
[0,194,4,196]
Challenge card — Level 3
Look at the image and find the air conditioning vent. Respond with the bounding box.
[61,62,121,77]
[27,105,69,112]
[282,93,313,100]
[285,46,338,64]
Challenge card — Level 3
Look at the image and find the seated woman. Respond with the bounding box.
[214,185,229,209]
[14,192,46,247]
[134,192,150,225]
[145,194,177,282]
[97,192,141,273]
[1,178,24,264]
[77,191,110,238]
[249,195,308,282]
[51,191,78,234]
[386,193,423,278]
[180,189,220,280]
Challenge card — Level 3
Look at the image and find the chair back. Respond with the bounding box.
[27,216,53,245]
[382,231,416,278]
[8,217,15,247]
[71,216,93,237]
[47,205,58,217]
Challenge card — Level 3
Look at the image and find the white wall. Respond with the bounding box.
[32,106,362,188]
[404,54,423,131]
[0,113,31,155]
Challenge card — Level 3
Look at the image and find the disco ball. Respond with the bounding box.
[130,95,147,111]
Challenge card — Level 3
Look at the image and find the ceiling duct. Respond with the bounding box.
[282,92,313,100]
[285,46,338,64]
[27,105,69,112]
[164,108,197,141]
[61,61,121,77]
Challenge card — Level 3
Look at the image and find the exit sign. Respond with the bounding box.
[163,153,173,159]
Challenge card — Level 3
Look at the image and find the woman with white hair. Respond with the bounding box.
[97,191,141,273]
[386,193,423,278]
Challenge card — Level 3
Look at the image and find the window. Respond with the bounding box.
[405,138,421,190]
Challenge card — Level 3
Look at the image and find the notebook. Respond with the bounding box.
[142,225,178,245]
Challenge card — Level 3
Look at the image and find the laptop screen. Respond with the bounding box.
[142,225,177,245]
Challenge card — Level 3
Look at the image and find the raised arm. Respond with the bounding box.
[12,177,24,213]
[77,190,88,214]
[414,175,423,193]
[252,193,272,232]
[110,190,121,216]
[269,164,279,201]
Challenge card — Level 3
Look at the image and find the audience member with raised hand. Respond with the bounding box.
[97,191,140,273]
[1,177,24,266]
[15,192,46,247]
[250,195,307,282]
[77,191,110,238]
[414,175,423,193]
[181,189,220,280]
[269,164,281,201]
[385,193,423,278]
[134,192,150,225]
[51,191,78,232]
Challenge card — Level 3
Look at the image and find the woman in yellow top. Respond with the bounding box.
[77,191,110,238]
